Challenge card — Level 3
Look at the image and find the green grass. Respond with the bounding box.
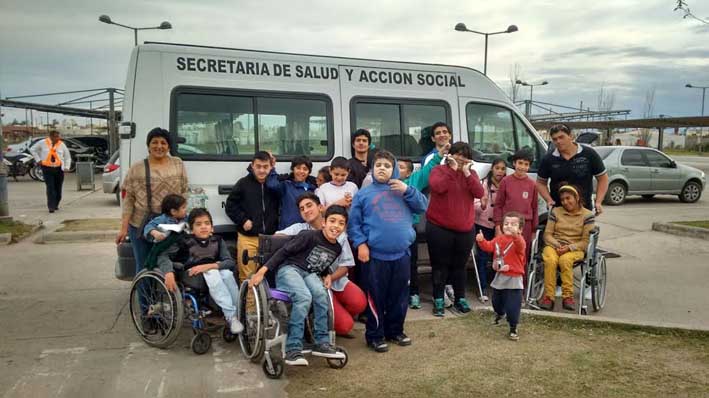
[0,220,35,242]
[673,220,709,229]
[285,312,709,398]
[56,218,120,232]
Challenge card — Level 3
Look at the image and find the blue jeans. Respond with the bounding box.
[202,269,239,320]
[128,225,152,275]
[276,265,330,353]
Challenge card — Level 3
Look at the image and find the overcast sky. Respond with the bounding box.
[1,0,709,125]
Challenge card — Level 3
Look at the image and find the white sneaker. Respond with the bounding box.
[444,285,454,308]
[478,295,489,303]
[229,317,244,334]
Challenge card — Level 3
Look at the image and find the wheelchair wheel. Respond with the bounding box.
[191,331,212,355]
[237,280,268,363]
[222,325,238,343]
[525,257,545,304]
[262,355,284,379]
[592,255,607,312]
[327,346,349,369]
[129,270,184,349]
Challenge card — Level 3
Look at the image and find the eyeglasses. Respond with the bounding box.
[549,124,571,134]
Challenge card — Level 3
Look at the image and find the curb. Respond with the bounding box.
[652,221,709,241]
[0,233,11,245]
[34,229,118,244]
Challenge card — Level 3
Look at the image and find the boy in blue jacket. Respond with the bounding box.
[348,150,428,353]
[266,155,317,230]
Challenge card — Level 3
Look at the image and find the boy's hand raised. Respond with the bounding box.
[388,179,407,193]
[476,231,485,242]
[357,243,370,263]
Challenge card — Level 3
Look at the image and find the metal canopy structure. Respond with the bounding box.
[1,88,123,154]
[531,116,709,130]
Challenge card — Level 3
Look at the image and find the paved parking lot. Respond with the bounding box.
[0,169,707,396]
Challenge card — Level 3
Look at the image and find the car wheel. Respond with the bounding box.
[605,181,627,205]
[679,181,702,203]
[641,194,655,200]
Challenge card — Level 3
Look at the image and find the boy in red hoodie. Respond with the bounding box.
[493,149,538,248]
[476,211,526,341]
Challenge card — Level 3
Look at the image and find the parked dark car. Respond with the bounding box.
[71,136,110,166]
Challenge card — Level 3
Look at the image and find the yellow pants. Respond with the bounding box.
[236,233,260,282]
[541,246,585,299]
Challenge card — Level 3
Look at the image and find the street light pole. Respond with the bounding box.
[516,80,548,118]
[98,15,172,46]
[455,23,518,76]
[685,83,708,116]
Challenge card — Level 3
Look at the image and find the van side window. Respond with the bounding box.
[466,102,542,170]
[513,115,542,170]
[173,90,333,160]
[352,98,450,158]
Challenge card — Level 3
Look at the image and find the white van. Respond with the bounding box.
[120,42,547,233]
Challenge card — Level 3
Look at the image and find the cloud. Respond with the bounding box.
[2,0,709,124]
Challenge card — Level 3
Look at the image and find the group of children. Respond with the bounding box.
[138,124,598,364]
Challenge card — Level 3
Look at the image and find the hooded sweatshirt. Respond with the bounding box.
[266,169,316,230]
[225,165,280,236]
[348,156,429,261]
[426,164,485,232]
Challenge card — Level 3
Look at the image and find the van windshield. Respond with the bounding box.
[173,91,332,160]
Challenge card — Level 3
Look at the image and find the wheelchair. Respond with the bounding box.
[128,264,239,355]
[236,234,349,379]
[525,224,608,315]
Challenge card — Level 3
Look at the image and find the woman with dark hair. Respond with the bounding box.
[116,127,189,274]
[426,141,485,316]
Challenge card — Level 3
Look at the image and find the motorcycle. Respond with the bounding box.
[3,150,40,181]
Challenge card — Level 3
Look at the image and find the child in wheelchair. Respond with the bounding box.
[249,205,349,366]
[156,208,244,335]
[476,211,526,341]
[538,185,595,312]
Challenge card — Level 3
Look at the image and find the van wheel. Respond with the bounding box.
[679,181,702,203]
[605,182,626,205]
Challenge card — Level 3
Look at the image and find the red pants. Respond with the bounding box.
[332,281,367,335]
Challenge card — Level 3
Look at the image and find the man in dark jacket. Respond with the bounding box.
[225,151,280,281]
[347,129,372,188]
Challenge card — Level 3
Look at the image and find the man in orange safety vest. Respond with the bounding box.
[30,130,72,213]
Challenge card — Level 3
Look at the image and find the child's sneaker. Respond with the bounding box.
[508,330,520,341]
[453,298,472,313]
[492,313,506,326]
[386,333,412,346]
[301,342,314,354]
[433,298,445,317]
[285,350,309,366]
[444,285,454,308]
[311,343,345,359]
[538,296,554,311]
[409,294,421,309]
[229,317,244,334]
[562,297,576,311]
[367,340,389,353]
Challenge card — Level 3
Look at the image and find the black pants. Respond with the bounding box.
[426,221,475,301]
[492,288,522,331]
[42,166,64,211]
[408,234,419,295]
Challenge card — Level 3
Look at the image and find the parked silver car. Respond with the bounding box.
[102,151,120,203]
[595,146,706,205]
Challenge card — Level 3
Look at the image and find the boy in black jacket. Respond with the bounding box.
[249,206,348,366]
[225,151,280,281]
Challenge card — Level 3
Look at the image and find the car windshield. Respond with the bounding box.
[593,147,615,159]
